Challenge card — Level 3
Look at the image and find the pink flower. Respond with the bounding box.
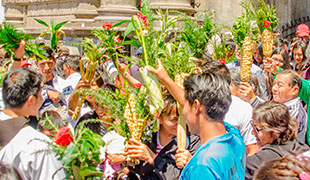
[54,127,73,147]
[264,20,271,28]
[102,22,113,29]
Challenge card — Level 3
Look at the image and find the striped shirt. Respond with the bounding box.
[284,97,307,143]
[156,132,163,154]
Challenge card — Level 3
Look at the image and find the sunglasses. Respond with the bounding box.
[250,121,264,134]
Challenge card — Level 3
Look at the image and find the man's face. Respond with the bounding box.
[272,74,297,103]
[29,87,44,116]
[63,63,70,78]
[37,58,55,79]
[183,100,199,134]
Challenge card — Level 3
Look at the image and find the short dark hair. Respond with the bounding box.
[199,60,231,84]
[2,68,43,108]
[184,73,232,122]
[64,55,81,71]
[278,69,302,91]
[40,47,55,60]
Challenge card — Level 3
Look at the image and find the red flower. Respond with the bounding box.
[137,12,148,27]
[264,20,271,28]
[102,22,112,29]
[218,59,225,64]
[56,32,60,37]
[133,83,142,89]
[54,127,73,146]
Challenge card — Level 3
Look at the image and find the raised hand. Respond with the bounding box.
[125,138,155,164]
[239,82,257,104]
[263,57,279,75]
[146,58,170,85]
[14,40,25,59]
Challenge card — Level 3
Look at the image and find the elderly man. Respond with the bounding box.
[240,69,307,143]
[0,68,65,179]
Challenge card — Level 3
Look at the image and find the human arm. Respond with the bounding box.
[147,59,186,107]
[11,40,25,70]
[119,63,140,87]
[67,80,91,114]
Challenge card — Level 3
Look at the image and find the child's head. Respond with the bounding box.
[38,110,67,137]
[159,93,179,136]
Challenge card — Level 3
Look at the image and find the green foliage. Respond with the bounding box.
[34,18,68,50]
[179,11,217,59]
[0,23,47,60]
[251,0,278,32]
[79,38,106,63]
[160,41,195,80]
[232,1,259,48]
[213,38,228,61]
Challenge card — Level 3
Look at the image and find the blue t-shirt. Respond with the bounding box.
[180,122,246,180]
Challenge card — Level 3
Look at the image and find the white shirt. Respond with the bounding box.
[224,95,257,146]
[62,72,82,103]
[0,111,11,121]
[50,72,67,93]
[0,126,66,180]
[284,97,307,143]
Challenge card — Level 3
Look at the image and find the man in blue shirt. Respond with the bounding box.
[178,73,246,180]
[147,60,247,179]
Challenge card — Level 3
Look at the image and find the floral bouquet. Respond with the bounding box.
[36,117,105,179]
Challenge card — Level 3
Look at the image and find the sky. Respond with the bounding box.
[0,1,4,24]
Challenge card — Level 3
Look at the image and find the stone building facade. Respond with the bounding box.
[2,0,310,43]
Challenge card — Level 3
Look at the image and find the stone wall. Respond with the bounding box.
[2,0,310,39]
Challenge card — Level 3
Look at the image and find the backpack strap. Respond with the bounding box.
[0,117,29,147]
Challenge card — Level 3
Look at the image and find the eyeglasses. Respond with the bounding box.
[250,121,264,134]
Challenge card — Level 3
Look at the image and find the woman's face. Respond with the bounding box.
[160,108,178,137]
[272,54,284,68]
[251,120,277,146]
[253,49,263,63]
[293,48,304,65]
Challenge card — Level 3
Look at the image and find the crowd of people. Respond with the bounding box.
[1,18,310,180]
